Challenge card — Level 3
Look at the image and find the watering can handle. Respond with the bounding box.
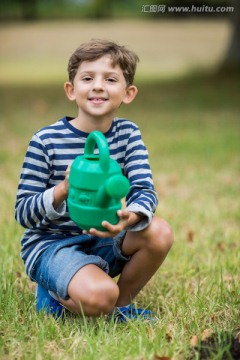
[84,131,110,172]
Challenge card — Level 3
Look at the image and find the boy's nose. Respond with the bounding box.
[92,78,104,91]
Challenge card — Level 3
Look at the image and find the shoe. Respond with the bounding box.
[36,284,64,318]
[112,304,156,323]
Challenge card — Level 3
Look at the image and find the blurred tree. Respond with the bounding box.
[17,0,38,20]
[0,0,236,20]
[91,0,114,18]
[222,1,240,70]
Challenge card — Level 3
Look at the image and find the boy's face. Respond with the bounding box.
[64,55,137,124]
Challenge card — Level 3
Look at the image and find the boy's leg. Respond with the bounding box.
[54,217,172,316]
[115,217,173,307]
[58,264,119,316]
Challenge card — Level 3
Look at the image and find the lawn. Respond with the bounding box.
[0,20,239,360]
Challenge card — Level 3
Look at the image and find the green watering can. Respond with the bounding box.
[67,131,130,231]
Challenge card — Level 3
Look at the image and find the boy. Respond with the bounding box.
[15,39,173,321]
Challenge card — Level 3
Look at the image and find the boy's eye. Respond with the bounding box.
[82,76,92,81]
[106,78,117,82]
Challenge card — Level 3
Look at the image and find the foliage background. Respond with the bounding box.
[0,0,234,20]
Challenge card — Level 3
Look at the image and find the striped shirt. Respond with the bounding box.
[15,117,158,276]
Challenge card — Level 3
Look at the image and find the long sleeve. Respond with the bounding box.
[123,127,158,231]
[15,134,66,230]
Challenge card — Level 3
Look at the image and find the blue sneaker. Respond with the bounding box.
[113,304,156,323]
[36,284,64,318]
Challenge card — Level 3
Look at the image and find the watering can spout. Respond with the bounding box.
[96,175,130,208]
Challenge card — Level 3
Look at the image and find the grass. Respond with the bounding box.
[0,20,240,360]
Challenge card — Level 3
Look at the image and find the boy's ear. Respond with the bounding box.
[64,82,76,101]
[122,85,138,105]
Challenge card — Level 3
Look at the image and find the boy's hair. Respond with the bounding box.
[67,39,139,87]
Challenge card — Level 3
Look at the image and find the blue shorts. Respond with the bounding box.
[29,232,129,300]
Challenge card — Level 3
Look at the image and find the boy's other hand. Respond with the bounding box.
[82,210,143,238]
[53,164,71,209]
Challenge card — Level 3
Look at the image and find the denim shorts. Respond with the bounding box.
[30,232,129,300]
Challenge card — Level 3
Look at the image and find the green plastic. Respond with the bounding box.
[67,131,130,231]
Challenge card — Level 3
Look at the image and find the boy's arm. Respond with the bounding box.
[15,134,67,229]
[124,127,158,231]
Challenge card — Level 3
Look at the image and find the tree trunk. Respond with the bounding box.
[221,1,240,70]
[19,0,38,21]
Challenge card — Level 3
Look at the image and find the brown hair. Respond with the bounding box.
[67,39,139,86]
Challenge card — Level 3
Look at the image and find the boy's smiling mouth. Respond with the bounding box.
[88,97,108,105]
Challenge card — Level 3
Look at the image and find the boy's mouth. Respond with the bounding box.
[88,97,108,105]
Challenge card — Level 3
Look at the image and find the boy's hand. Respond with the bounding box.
[53,165,71,209]
[82,210,143,238]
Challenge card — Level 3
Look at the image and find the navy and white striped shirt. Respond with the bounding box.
[15,117,158,276]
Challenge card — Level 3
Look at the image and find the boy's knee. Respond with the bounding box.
[145,217,174,254]
[76,280,119,316]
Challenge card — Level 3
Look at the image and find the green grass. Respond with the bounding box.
[0,72,239,360]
